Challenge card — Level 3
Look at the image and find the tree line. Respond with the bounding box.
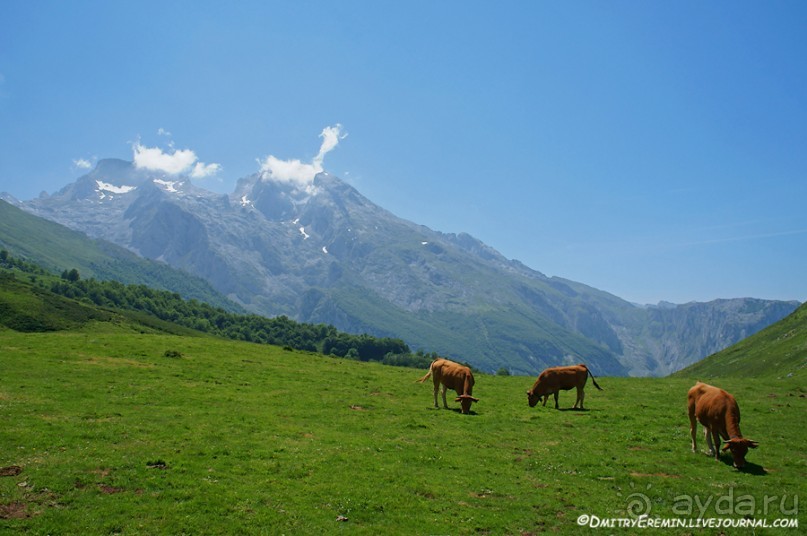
[1,250,437,369]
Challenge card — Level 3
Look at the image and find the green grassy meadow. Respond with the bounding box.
[1,324,805,534]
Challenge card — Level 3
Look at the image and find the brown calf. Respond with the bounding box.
[417,358,479,414]
[688,381,758,469]
[526,364,602,409]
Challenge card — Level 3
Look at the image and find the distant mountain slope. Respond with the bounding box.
[0,199,241,312]
[10,160,799,376]
[674,301,807,381]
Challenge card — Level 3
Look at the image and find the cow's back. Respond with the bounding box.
[566,365,589,388]
[435,360,473,395]
[689,382,737,423]
[531,365,579,393]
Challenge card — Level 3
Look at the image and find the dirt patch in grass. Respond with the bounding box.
[0,465,22,477]
[0,502,30,519]
[98,484,125,494]
[91,468,112,478]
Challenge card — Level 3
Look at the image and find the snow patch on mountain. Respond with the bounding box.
[96,180,136,195]
[153,179,181,193]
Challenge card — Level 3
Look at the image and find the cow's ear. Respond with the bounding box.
[722,443,732,451]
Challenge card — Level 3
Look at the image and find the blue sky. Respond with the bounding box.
[1,1,805,305]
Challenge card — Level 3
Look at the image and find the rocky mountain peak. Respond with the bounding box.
[13,160,800,376]
[42,159,199,204]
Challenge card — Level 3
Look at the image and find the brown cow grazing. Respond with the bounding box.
[526,364,602,409]
[688,382,758,469]
[417,358,479,414]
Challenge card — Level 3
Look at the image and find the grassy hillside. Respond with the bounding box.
[1,323,804,533]
[0,273,113,331]
[675,301,807,381]
[1,257,424,368]
[0,266,217,339]
[0,200,240,311]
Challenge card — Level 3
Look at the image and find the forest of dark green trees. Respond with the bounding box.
[1,250,437,368]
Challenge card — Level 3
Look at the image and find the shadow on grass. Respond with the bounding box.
[740,462,768,476]
[426,406,478,416]
[718,456,768,476]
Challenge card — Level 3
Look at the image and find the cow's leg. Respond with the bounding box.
[704,427,714,456]
[688,406,698,453]
[541,395,548,407]
[710,430,721,461]
[576,387,585,409]
[553,391,559,409]
[441,385,449,409]
[432,379,439,408]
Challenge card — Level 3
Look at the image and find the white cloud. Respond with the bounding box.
[191,161,222,178]
[132,141,220,178]
[259,124,346,186]
[73,158,93,170]
[133,142,197,174]
[157,127,172,137]
[259,155,320,183]
[314,124,347,167]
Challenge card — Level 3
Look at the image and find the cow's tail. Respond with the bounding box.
[416,360,436,383]
[586,366,603,391]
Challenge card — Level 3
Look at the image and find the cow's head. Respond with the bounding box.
[455,394,479,414]
[526,390,545,408]
[722,438,759,469]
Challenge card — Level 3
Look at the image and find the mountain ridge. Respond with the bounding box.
[674,301,807,380]
[0,199,241,312]
[7,159,799,376]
